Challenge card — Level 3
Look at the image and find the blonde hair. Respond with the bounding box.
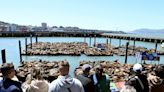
[58,61,69,70]
[120,85,136,92]
[32,68,43,80]
[58,61,70,75]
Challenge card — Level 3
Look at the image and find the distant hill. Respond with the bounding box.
[130,28,164,34]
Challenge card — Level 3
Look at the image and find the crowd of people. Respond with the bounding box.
[0,61,164,92]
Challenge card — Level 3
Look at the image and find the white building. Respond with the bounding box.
[9,24,17,31]
[41,22,47,31]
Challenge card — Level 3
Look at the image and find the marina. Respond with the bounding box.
[1,36,164,76]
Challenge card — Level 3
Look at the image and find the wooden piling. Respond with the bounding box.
[84,34,86,43]
[110,38,112,45]
[155,40,158,53]
[36,35,38,43]
[106,39,108,44]
[19,40,22,63]
[94,35,96,46]
[25,38,27,55]
[30,35,32,49]
[89,36,92,47]
[1,49,6,63]
[133,38,136,52]
[119,39,121,47]
[128,38,130,43]
[125,42,129,64]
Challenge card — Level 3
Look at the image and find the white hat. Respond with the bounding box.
[82,64,92,71]
[133,63,143,73]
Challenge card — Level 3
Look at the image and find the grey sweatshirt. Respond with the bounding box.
[49,75,84,92]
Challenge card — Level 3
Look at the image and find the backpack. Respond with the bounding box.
[127,75,149,92]
[77,74,92,86]
[0,79,20,92]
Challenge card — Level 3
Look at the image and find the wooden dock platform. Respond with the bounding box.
[102,33,164,43]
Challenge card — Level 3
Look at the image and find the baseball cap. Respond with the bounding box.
[133,63,143,73]
[82,64,92,71]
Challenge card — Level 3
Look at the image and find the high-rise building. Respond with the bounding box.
[41,22,47,31]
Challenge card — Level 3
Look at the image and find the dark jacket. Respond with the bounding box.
[125,74,149,92]
[148,75,164,92]
[77,74,94,92]
[1,78,23,92]
[151,81,164,92]
[90,74,111,92]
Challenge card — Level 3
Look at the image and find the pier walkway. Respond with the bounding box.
[102,33,164,43]
[1,31,164,43]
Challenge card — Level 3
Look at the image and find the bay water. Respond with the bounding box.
[0,36,164,76]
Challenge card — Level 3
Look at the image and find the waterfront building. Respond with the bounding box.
[6,25,10,31]
[41,22,47,31]
[51,27,64,32]
[32,26,43,31]
[17,25,30,32]
[9,24,17,31]
[0,21,10,31]
[0,25,9,31]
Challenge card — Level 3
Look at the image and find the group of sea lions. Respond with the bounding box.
[16,60,155,83]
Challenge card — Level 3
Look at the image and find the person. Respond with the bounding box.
[76,64,94,92]
[120,85,136,92]
[48,61,84,92]
[147,64,164,92]
[0,63,23,92]
[125,63,149,92]
[90,64,111,92]
[23,67,49,92]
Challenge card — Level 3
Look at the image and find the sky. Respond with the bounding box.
[0,0,164,32]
